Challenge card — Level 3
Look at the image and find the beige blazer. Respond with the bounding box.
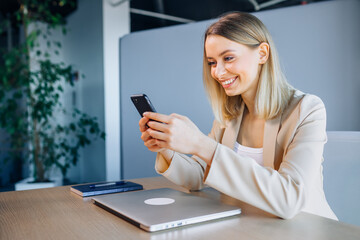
[155,90,338,220]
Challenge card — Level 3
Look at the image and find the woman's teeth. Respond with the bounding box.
[223,77,236,86]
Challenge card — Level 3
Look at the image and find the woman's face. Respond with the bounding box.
[205,35,265,98]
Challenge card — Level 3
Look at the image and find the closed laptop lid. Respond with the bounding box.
[92,188,241,232]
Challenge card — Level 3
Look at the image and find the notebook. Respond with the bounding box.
[92,188,241,232]
[71,181,143,197]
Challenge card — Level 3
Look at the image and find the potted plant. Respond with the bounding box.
[0,0,105,190]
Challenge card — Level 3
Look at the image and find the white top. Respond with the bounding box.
[234,142,263,166]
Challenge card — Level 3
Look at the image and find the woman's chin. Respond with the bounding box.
[223,81,242,97]
[224,89,241,97]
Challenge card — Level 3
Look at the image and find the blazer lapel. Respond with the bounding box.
[263,115,281,168]
[221,102,244,149]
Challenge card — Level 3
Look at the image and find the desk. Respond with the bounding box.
[0,177,359,240]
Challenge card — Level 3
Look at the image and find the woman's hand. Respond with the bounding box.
[142,112,217,165]
[139,116,165,153]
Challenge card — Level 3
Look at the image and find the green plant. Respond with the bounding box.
[0,0,105,183]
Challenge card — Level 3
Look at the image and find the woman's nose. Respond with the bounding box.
[213,63,227,79]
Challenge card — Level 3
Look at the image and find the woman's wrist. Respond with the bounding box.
[193,134,217,165]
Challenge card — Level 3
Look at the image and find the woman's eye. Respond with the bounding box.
[224,56,234,61]
[208,61,216,66]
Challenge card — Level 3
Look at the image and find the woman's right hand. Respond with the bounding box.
[139,116,165,152]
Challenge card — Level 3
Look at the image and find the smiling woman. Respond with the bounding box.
[203,12,292,124]
[138,12,338,221]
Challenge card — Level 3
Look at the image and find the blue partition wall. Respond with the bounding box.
[119,0,360,179]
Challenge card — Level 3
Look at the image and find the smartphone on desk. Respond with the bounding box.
[130,94,157,117]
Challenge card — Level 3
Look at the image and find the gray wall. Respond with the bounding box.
[120,0,360,179]
[63,0,106,183]
[120,22,214,179]
[256,0,360,131]
[323,131,360,226]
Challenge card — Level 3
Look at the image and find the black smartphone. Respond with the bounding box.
[130,94,157,117]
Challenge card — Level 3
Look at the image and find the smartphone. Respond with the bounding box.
[130,94,157,117]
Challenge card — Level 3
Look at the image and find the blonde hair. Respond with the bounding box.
[203,12,293,124]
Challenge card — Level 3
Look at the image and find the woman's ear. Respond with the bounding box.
[258,42,269,64]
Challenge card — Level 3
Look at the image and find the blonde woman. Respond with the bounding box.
[139,12,337,220]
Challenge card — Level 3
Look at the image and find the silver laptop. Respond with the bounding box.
[92,188,241,232]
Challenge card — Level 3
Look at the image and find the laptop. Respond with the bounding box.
[92,188,241,232]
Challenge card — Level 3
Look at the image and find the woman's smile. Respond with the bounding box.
[219,76,238,88]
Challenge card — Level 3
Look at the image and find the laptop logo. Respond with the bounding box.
[144,198,175,205]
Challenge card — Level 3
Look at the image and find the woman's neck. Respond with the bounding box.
[241,93,257,118]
